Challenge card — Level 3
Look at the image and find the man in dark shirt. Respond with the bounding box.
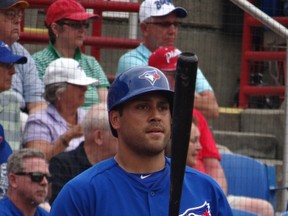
[49,103,118,203]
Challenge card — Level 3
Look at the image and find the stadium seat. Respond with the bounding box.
[220,153,283,210]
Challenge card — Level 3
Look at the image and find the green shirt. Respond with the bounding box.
[32,43,110,109]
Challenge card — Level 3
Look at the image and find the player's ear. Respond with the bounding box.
[109,110,120,132]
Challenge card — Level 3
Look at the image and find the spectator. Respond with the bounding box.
[187,121,274,216]
[49,66,232,215]
[0,148,50,215]
[0,40,27,199]
[116,0,219,118]
[150,46,274,216]
[0,40,27,150]
[33,0,110,109]
[22,58,98,160]
[0,0,46,114]
[186,120,202,168]
[49,103,118,204]
[149,45,227,187]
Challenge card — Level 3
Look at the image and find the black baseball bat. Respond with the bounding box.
[169,52,198,216]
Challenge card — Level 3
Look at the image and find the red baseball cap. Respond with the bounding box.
[148,46,181,71]
[45,0,99,26]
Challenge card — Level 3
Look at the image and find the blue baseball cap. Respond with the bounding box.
[0,41,27,64]
[0,0,29,9]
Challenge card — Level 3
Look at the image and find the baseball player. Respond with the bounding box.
[50,66,232,215]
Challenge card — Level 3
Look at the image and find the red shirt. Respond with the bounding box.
[193,108,221,173]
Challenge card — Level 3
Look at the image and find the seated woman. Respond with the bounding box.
[22,58,98,160]
[32,0,110,109]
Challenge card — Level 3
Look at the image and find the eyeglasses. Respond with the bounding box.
[15,172,53,183]
[58,21,90,30]
[0,9,23,20]
[145,21,182,28]
[0,63,14,70]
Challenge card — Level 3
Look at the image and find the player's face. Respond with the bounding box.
[113,92,172,156]
[11,157,49,206]
[0,63,15,92]
[0,6,22,45]
[142,13,179,51]
[186,123,202,167]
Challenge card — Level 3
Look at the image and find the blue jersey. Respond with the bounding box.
[50,157,232,215]
[0,196,49,216]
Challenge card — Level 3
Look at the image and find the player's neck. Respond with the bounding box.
[114,152,166,174]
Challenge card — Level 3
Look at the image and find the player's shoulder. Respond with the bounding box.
[166,158,218,186]
[184,166,221,187]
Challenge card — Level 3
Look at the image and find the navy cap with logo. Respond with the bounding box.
[0,41,27,64]
[0,0,29,9]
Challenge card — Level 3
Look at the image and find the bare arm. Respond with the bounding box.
[203,158,228,195]
[194,91,219,119]
[25,125,83,160]
[97,87,108,103]
[25,139,67,161]
[26,101,47,114]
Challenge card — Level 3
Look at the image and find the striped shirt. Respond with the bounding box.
[0,90,21,150]
[33,43,110,110]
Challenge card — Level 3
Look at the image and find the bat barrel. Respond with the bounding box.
[169,52,198,216]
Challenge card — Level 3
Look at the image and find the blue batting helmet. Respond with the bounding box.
[108,65,174,137]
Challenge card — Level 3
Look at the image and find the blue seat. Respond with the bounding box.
[220,153,278,210]
[280,211,288,216]
[232,208,257,216]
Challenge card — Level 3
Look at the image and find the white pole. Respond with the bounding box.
[283,41,288,211]
[230,0,288,38]
[230,0,288,211]
[128,0,138,39]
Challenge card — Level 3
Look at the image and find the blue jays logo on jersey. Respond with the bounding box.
[179,202,211,216]
[154,0,172,10]
[138,69,161,85]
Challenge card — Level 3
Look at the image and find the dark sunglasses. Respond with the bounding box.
[58,21,90,30]
[0,63,14,70]
[145,21,182,28]
[15,172,52,183]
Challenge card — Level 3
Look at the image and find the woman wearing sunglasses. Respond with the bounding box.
[0,148,51,215]
[32,0,110,110]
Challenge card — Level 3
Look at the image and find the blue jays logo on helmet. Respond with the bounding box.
[180,202,211,216]
[138,69,161,85]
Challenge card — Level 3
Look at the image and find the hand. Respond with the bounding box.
[66,124,83,140]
